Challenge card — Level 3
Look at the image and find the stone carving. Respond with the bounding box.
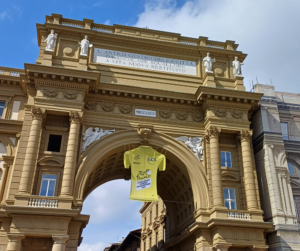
[175,136,203,161]
[82,127,115,152]
[231,110,243,119]
[159,110,172,119]
[69,111,82,124]
[237,130,252,142]
[137,125,153,145]
[84,101,97,110]
[42,88,59,97]
[214,108,226,117]
[232,56,244,77]
[101,103,114,112]
[43,30,58,51]
[31,107,46,120]
[78,35,93,56]
[64,90,78,99]
[203,52,216,73]
[205,127,220,142]
[192,113,204,122]
[119,105,132,114]
[175,112,188,120]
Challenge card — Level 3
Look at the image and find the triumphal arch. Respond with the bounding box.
[0,14,273,251]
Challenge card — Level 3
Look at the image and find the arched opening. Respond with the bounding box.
[74,130,209,247]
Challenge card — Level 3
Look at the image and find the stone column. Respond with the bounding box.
[52,235,69,251]
[60,112,82,197]
[238,130,259,210]
[0,163,9,202]
[19,107,45,194]
[205,127,224,207]
[6,234,25,251]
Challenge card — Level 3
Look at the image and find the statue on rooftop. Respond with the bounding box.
[43,30,58,51]
[79,35,93,56]
[203,53,216,73]
[232,56,244,77]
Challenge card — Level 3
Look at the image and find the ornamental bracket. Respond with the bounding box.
[137,125,154,145]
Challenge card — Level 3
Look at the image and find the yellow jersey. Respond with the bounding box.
[124,146,166,201]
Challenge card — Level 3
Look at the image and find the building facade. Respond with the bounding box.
[252,84,300,251]
[0,13,273,251]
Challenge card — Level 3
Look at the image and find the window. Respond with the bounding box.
[281,122,289,140]
[39,174,57,196]
[144,217,146,228]
[150,211,152,222]
[223,188,236,209]
[10,101,21,120]
[0,102,5,119]
[144,241,146,251]
[156,231,158,247]
[288,162,294,175]
[149,237,151,250]
[0,142,7,158]
[47,134,62,152]
[156,204,158,217]
[221,151,232,167]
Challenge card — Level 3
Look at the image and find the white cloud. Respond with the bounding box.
[135,0,300,93]
[78,242,106,251]
[0,11,9,20]
[81,180,142,225]
[105,20,111,25]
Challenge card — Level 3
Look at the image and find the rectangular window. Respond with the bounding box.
[144,217,146,228]
[0,102,5,119]
[156,204,158,217]
[150,211,152,222]
[288,162,294,175]
[149,237,151,250]
[47,134,62,152]
[144,241,146,251]
[10,101,21,120]
[223,188,237,209]
[294,196,299,220]
[221,151,232,167]
[39,174,57,196]
[156,231,158,246]
[281,122,289,140]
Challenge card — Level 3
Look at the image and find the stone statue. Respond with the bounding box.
[175,136,203,161]
[232,56,244,77]
[78,35,93,56]
[203,52,216,73]
[82,127,115,152]
[43,30,58,51]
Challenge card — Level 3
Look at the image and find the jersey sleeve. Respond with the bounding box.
[124,151,131,169]
[158,154,166,171]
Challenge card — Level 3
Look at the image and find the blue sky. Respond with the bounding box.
[1,0,300,250]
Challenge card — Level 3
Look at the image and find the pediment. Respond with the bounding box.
[38,156,64,167]
[222,173,239,182]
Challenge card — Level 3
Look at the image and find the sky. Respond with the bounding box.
[1,0,300,250]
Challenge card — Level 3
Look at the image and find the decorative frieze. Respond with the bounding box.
[192,112,204,122]
[119,104,132,114]
[64,90,78,99]
[42,87,59,97]
[214,108,226,117]
[175,111,188,120]
[101,102,114,112]
[159,110,172,119]
[231,110,243,119]
[84,101,97,110]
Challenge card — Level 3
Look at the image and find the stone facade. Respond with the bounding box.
[252,84,300,251]
[0,13,273,251]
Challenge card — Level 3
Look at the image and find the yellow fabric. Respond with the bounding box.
[124,146,166,201]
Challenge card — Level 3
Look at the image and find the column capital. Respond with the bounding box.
[204,127,220,142]
[3,163,10,169]
[52,235,69,244]
[7,233,25,241]
[212,244,232,251]
[237,130,252,142]
[31,107,46,120]
[69,111,82,124]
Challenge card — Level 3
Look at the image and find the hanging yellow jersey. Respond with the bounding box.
[124,146,166,201]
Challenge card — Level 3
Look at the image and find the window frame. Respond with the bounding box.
[280,122,289,140]
[220,151,232,168]
[44,130,66,155]
[0,101,5,119]
[223,187,237,210]
[288,162,295,175]
[37,169,61,197]
[39,174,57,197]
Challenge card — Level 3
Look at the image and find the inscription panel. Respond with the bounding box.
[93,48,197,75]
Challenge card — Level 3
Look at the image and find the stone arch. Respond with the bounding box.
[0,135,14,157]
[73,129,209,214]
